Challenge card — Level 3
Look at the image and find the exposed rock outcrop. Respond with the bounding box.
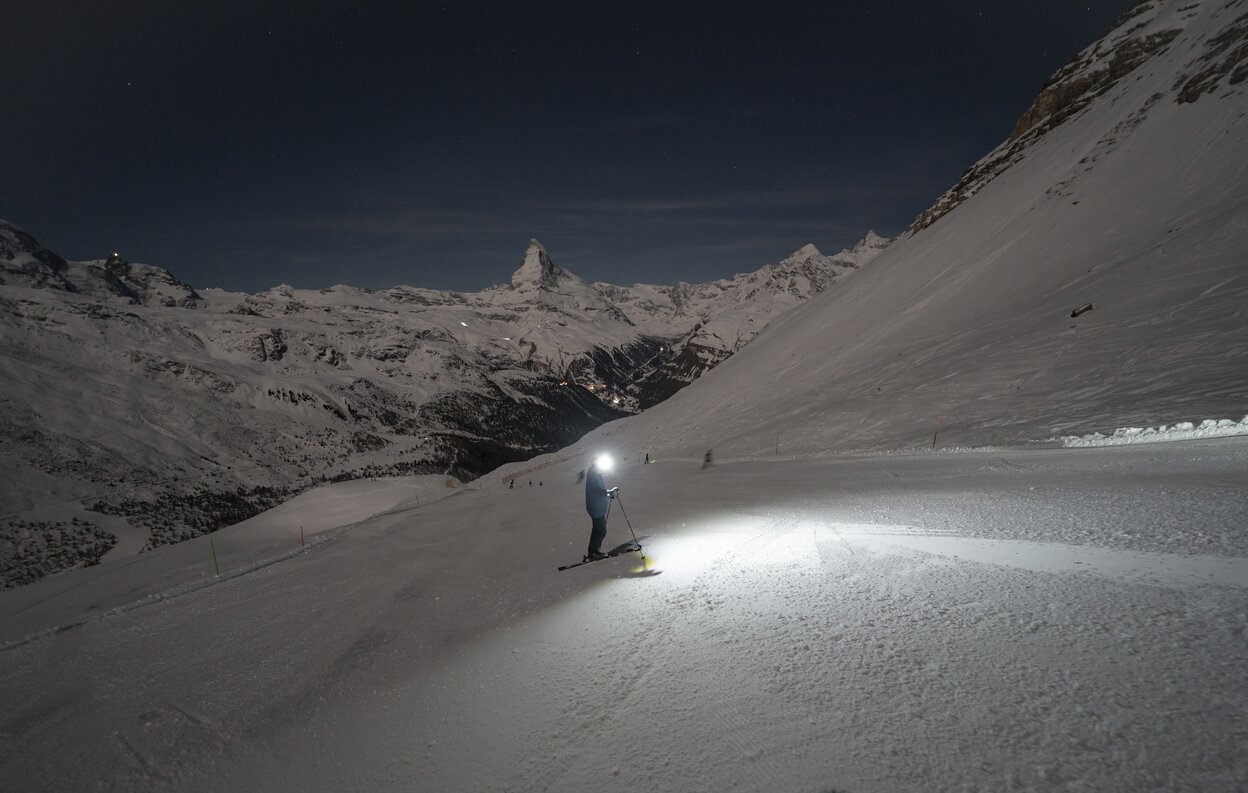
[908,0,1219,235]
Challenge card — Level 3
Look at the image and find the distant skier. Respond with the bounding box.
[584,455,618,562]
[702,449,714,469]
[509,480,515,490]
[644,452,650,464]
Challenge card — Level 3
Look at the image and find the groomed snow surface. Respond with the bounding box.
[2,439,1246,792]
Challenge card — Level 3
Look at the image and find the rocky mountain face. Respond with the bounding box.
[593,233,890,405]
[0,226,886,586]
[909,0,1246,234]
[0,222,203,306]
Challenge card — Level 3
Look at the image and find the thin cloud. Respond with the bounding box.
[267,207,531,238]
[530,184,924,215]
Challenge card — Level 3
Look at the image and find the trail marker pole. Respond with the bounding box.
[209,536,220,576]
[932,416,943,448]
[300,525,305,547]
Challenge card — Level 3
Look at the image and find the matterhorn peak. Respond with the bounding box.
[511,239,567,290]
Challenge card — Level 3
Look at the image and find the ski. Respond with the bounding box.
[557,544,642,571]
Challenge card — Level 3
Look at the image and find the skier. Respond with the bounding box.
[584,455,618,561]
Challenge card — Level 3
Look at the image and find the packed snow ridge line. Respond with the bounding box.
[1059,417,1248,447]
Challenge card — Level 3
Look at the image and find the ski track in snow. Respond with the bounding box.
[3,440,1245,792]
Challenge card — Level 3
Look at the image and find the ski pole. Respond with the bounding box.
[613,494,646,563]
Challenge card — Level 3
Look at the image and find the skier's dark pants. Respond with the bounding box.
[588,515,607,555]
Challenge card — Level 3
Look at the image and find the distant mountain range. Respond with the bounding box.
[0,222,887,585]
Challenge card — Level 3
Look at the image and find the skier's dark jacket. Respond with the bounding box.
[585,466,609,518]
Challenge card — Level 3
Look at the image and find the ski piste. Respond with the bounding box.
[557,543,643,571]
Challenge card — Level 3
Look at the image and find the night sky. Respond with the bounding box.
[4,1,1130,293]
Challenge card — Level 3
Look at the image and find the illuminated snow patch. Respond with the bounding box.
[845,534,1248,589]
[1059,417,1248,447]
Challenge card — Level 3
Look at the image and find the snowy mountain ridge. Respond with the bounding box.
[909,0,1246,233]
[0,223,887,585]
[564,0,1248,462]
[0,221,203,307]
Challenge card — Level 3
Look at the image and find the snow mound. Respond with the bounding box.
[1059,416,1248,447]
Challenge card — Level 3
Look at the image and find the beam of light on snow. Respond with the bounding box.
[619,514,760,576]
[630,515,931,578]
[625,559,661,577]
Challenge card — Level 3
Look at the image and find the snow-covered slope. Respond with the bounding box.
[2,3,1247,790]
[2,427,1245,792]
[591,0,1248,460]
[0,229,885,586]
